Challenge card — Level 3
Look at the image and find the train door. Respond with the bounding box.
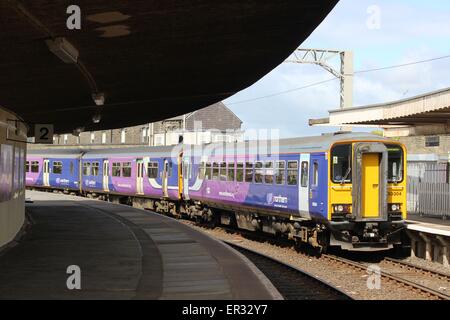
[103,160,109,192]
[309,154,327,217]
[162,159,169,198]
[299,154,310,218]
[353,142,388,220]
[136,159,144,195]
[361,153,380,218]
[43,159,50,187]
[182,157,190,200]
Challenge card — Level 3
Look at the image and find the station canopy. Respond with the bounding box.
[0,0,338,135]
[310,87,450,136]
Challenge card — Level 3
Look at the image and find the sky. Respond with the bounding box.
[224,0,450,138]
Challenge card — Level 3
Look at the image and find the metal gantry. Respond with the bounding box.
[285,48,354,110]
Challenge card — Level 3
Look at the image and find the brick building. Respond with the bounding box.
[51,102,243,147]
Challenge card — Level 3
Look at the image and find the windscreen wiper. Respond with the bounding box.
[341,167,351,185]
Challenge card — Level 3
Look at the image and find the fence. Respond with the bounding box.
[407,162,450,218]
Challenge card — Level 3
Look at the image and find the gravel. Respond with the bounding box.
[183,222,441,300]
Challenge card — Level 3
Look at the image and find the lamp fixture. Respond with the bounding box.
[45,37,79,64]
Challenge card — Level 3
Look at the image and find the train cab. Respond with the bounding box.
[328,140,407,251]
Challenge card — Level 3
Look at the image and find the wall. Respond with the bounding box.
[0,107,27,249]
[398,134,450,158]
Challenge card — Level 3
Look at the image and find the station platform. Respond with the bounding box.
[0,191,280,300]
[406,214,450,267]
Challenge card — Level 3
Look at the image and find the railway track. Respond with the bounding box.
[320,254,449,300]
[30,190,450,300]
[224,240,352,300]
[181,220,450,300]
[382,257,450,281]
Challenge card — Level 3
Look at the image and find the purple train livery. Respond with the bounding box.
[26,132,408,252]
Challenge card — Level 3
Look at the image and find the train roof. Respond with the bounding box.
[27,132,395,158]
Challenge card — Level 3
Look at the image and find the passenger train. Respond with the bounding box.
[26,132,407,252]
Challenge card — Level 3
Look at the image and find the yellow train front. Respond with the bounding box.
[327,139,407,251]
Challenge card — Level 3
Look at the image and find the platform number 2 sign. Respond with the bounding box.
[34,124,54,144]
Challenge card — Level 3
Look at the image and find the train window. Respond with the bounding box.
[301,161,309,187]
[168,162,173,177]
[245,162,254,183]
[147,162,159,179]
[386,144,404,183]
[31,161,39,173]
[287,161,298,186]
[122,162,132,177]
[25,161,30,172]
[52,161,63,175]
[227,162,235,181]
[331,144,352,183]
[275,161,285,185]
[198,162,206,179]
[313,162,319,186]
[112,162,121,177]
[212,162,219,180]
[264,161,274,184]
[205,163,211,180]
[220,162,227,181]
[83,162,91,176]
[254,162,263,184]
[91,162,99,176]
[236,162,244,182]
[70,161,74,175]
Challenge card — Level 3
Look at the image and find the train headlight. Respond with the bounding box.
[390,204,401,212]
[333,204,351,214]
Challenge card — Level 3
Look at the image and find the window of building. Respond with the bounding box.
[90,132,95,144]
[205,162,211,180]
[254,161,263,183]
[112,162,121,177]
[300,161,309,187]
[141,127,149,143]
[122,162,132,177]
[120,129,126,144]
[212,162,219,180]
[25,161,30,172]
[101,132,107,144]
[264,161,274,184]
[425,136,440,147]
[227,162,235,181]
[63,134,68,145]
[313,162,319,186]
[31,161,39,173]
[91,162,99,176]
[245,162,254,183]
[147,161,158,178]
[275,161,285,185]
[287,161,298,186]
[83,162,90,176]
[236,162,244,182]
[219,162,227,181]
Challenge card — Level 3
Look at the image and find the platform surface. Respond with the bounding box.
[407,214,450,237]
[0,191,278,299]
